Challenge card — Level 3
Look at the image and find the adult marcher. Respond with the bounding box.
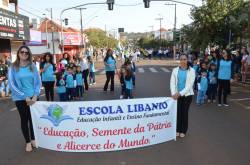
[8,45,42,152]
[170,54,195,138]
[241,48,249,82]
[217,49,234,107]
[79,55,89,91]
[40,52,56,101]
[103,48,117,92]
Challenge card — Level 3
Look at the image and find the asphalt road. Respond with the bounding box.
[0,59,250,165]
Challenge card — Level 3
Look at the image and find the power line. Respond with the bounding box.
[115,3,143,7]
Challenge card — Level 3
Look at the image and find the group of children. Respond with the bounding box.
[55,56,96,101]
[193,59,218,106]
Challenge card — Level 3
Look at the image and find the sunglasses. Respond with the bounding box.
[20,51,29,55]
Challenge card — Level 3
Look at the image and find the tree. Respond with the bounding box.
[84,28,118,49]
[181,0,249,50]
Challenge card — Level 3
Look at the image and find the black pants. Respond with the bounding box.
[15,100,35,143]
[207,84,217,100]
[43,81,55,101]
[76,85,84,97]
[104,71,115,91]
[177,96,192,134]
[82,69,89,90]
[218,79,230,104]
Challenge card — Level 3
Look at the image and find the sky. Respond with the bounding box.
[16,0,203,33]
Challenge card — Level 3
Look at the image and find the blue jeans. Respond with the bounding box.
[89,72,95,84]
[196,90,206,104]
[0,80,9,96]
[58,93,67,101]
[76,85,84,97]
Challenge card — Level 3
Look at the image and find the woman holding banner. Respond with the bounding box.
[170,54,195,138]
[8,46,42,152]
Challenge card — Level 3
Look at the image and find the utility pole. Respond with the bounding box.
[155,17,163,47]
[50,8,56,62]
[75,8,86,55]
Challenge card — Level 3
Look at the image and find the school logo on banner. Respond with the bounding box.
[40,104,73,126]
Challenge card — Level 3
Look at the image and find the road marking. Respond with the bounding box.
[161,67,170,73]
[10,107,17,112]
[230,98,250,101]
[138,68,145,73]
[149,67,158,73]
[100,70,106,74]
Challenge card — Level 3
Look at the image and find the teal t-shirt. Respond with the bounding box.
[56,79,66,93]
[42,63,55,82]
[177,68,187,92]
[17,66,35,98]
[105,57,116,71]
[76,73,83,86]
[218,60,232,80]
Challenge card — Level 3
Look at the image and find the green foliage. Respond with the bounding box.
[84,28,118,49]
[181,0,250,50]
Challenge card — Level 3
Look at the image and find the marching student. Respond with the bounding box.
[103,49,117,92]
[40,52,56,101]
[56,72,67,101]
[217,49,234,107]
[124,67,133,99]
[88,56,96,85]
[75,65,84,99]
[196,71,208,105]
[65,67,76,101]
[207,63,217,103]
[8,46,42,152]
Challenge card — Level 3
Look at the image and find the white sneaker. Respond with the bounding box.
[89,83,93,86]
[93,82,96,85]
[120,95,123,99]
[223,104,229,107]
[25,143,32,152]
[218,104,222,107]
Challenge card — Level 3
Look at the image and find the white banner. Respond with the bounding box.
[30,97,177,152]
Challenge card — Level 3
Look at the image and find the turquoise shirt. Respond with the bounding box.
[42,63,55,82]
[105,57,116,71]
[89,63,95,72]
[17,66,35,98]
[76,73,83,86]
[208,71,217,84]
[125,78,133,90]
[65,74,75,88]
[200,77,208,91]
[177,68,187,92]
[56,79,66,94]
[218,60,232,80]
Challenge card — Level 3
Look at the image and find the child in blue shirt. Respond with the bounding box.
[196,71,208,105]
[75,66,84,99]
[65,67,76,101]
[207,63,217,103]
[124,67,133,99]
[56,72,67,101]
[88,57,96,85]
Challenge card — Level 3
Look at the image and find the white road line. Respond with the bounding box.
[149,67,158,73]
[161,67,170,73]
[100,70,106,74]
[138,68,145,73]
[10,108,17,112]
[230,98,250,101]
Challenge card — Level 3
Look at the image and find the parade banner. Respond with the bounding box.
[30,97,177,152]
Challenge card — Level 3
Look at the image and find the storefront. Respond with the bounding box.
[0,7,30,61]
